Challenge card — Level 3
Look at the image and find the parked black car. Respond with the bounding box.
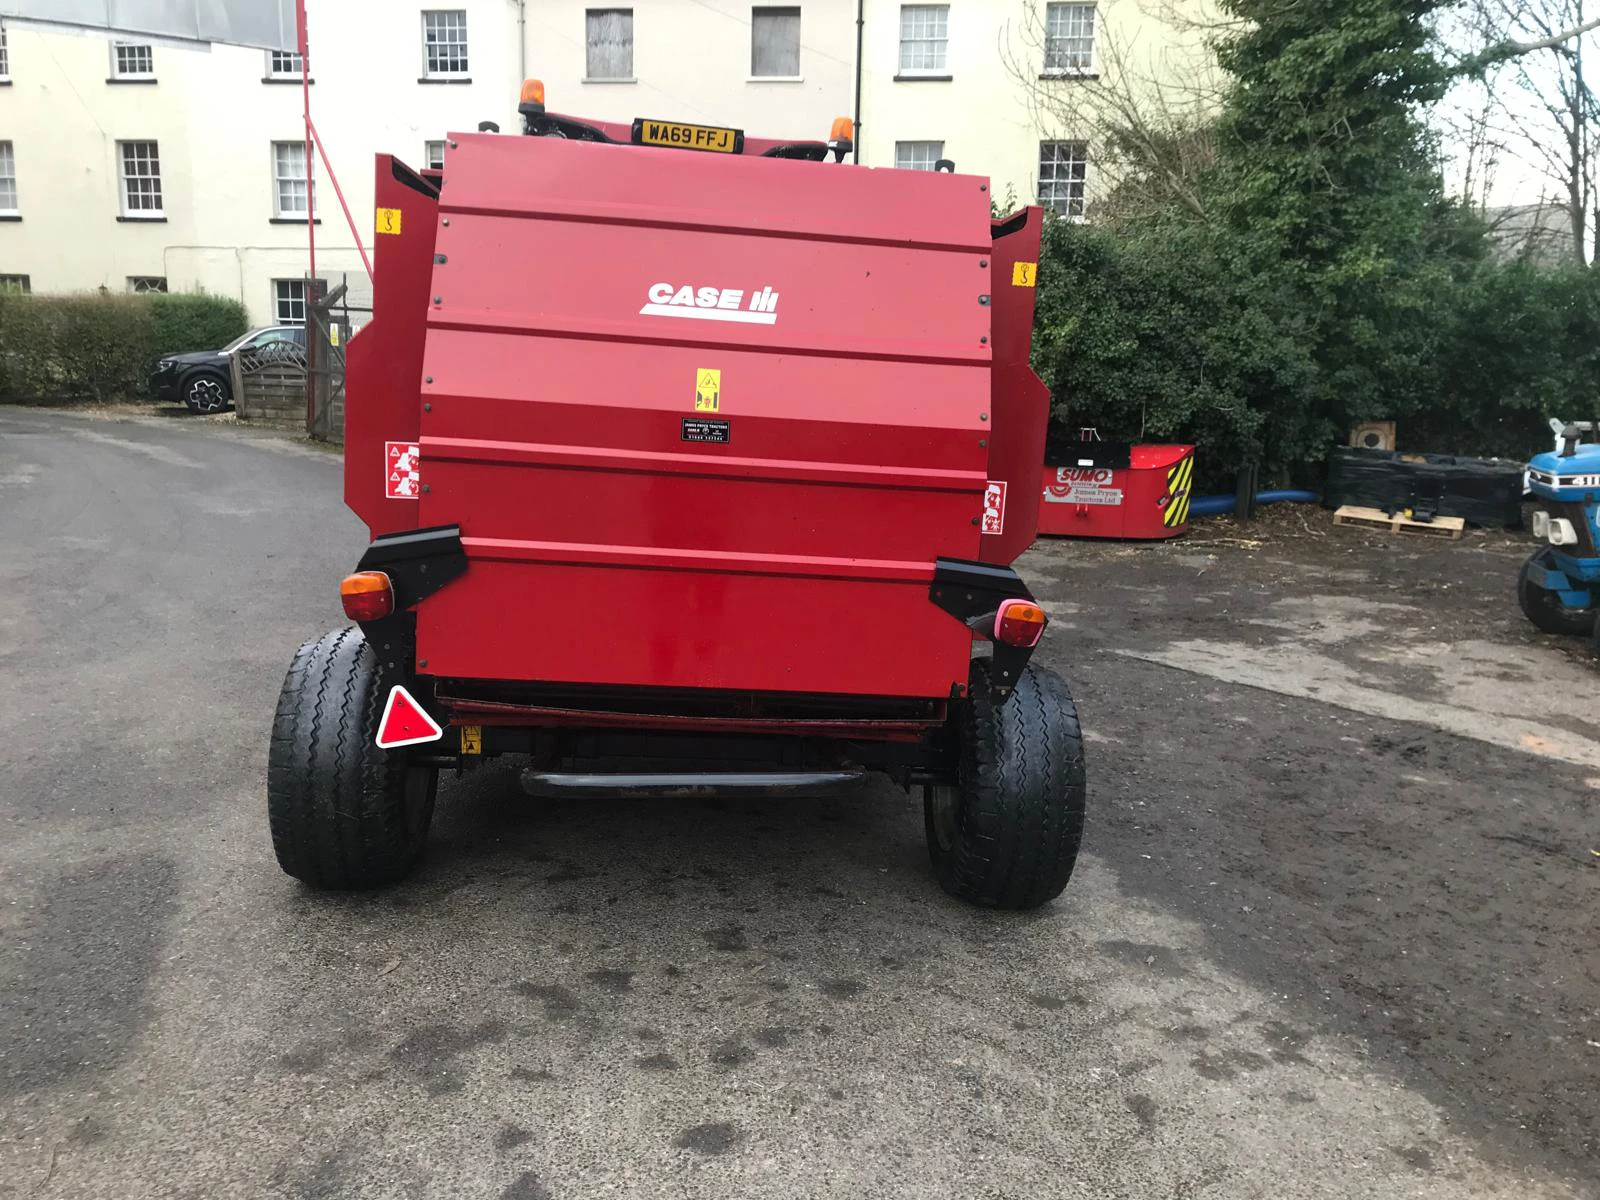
[151,325,307,414]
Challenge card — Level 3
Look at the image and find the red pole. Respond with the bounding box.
[307,117,374,279]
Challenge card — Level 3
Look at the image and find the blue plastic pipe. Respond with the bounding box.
[1189,489,1319,517]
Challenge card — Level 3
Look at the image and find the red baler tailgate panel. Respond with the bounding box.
[413,132,995,699]
[431,131,989,250]
[417,555,970,697]
[429,215,987,354]
[419,454,981,561]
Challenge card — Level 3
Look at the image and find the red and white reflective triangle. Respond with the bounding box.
[375,685,444,749]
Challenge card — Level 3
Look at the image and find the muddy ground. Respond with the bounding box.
[1027,505,1599,1182]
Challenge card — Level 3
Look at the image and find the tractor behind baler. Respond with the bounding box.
[267,95,1087,911]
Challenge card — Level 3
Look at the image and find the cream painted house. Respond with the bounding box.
[0,0,1203,323]
[859,0,1212,213]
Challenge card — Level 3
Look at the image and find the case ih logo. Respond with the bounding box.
[641,282,780,326]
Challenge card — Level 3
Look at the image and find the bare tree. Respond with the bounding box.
[1459,0,1598,265]
[998,0,1223,225]
[1001,0,1599,246]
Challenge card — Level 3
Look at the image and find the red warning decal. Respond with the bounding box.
[982,480,1007,535]
[376,685,444,749]
[385,441,421,500]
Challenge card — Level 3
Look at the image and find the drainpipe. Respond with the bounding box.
[517,0,527,84]
[852,0,864,164]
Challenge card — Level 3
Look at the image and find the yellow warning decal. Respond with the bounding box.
[1012,261,1038,288]
[1163,455,1194,528]
[460,725,482,755]
[376,207,403,236]
[695,367,721,412]
[329,325,340,347]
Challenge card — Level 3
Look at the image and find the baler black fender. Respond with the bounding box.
[929,557,1042,700]
[353,524,468,695]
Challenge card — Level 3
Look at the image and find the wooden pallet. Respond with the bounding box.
[1332,504,1464,540]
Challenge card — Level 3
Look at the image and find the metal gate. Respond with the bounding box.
[307,276,370,442]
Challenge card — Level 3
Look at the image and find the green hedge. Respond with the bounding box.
[1033,218,1600,489]
[0,291,248,403]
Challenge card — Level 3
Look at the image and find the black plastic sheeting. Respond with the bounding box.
[1044,435,1132,470]
[1325,448,1524,529]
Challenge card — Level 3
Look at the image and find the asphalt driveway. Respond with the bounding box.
[0,407,1593,1199]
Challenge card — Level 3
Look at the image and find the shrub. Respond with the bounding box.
[149,292,248,360]
[0,290,247,403]
[1032,217,1600,488]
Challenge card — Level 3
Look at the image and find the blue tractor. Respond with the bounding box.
[1521,424,1600,646]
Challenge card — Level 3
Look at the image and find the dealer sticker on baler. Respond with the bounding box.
[682,418,730,444]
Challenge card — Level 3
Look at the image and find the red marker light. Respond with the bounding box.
[994,599,1046,648]
[340,571,395,621]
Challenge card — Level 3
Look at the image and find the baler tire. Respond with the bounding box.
[925,659,1087,911]
[1518,551,1595,636]
[267,626,436,889]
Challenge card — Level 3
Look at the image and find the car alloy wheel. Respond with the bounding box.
[186,376,228,414]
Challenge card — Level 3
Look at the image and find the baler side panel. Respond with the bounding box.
[980,208,1049,567]
[343,157,439,536]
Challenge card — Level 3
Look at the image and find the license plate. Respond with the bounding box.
[631,118,743,154]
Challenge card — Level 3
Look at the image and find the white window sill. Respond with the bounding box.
[582,76,637,84]
[117,214,167,222]
[747,75,804,83]
[1040,68,1097,80]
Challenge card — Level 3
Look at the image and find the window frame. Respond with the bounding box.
[117,140,164,218]
[750,6,801,79]
[271,140,310,219]
[0,23,10,82]
[0,141,16,215]
[273,279,310,325]
[127,276,168,294]
[894,140,945,171]
[265,49,304,80]
[1038,139,1089,220]
[1042,2,1096,77]
[424,140,447,170]
[584,8,635,81]
[897,5,950,77]
[110,41,155,80]
[420,10,470,79]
